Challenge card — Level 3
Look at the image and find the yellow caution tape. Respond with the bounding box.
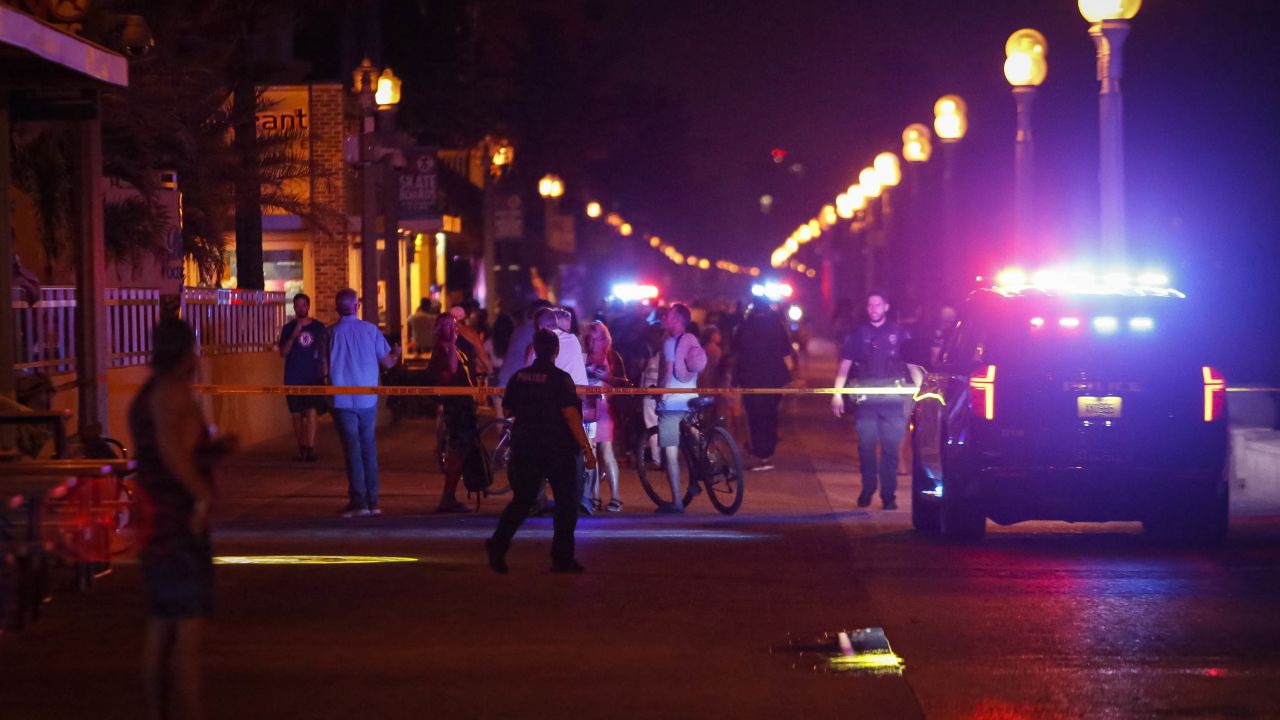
[110,383,922,397]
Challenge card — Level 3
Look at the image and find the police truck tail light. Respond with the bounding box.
[1202,366,1225,423]
[969,364,997,421]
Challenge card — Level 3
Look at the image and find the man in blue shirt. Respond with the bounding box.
[278,293,329,463]
[328,288,400,517]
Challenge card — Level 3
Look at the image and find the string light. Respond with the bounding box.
[585,203,758,276]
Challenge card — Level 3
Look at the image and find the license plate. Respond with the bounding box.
[1077,396,1122,419]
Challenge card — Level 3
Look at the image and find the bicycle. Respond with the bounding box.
[477,416,514,498]
[635,395,745,515]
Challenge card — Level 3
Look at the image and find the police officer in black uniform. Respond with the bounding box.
[831,291,916,510]
[487,329,597,574]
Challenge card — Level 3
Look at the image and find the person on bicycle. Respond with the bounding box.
[487,329,597,574]
[428,313,477,513]
[656,303,708,513]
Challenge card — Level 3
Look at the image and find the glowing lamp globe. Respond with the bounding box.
[902,123,933,163]
[835,193,855,219]
[1004,29,1048,87]
[873,152,902,187]
[858,167,882,199]
[846,184,867,211]
[933,94,968,142]
[586,201,602,218]
[375,68,402,107]
[538,174,564,199]
[1079,0,1141,23]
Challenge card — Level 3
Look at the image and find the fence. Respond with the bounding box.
[11,287,78,374]
[180,288,287,356]
[10,286,286,375]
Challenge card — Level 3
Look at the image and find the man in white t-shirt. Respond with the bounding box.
[530,307,588,385]
[656,303,707,513]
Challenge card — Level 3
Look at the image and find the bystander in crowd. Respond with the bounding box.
[328,288,400,517]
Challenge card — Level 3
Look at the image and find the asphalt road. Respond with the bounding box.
[3,351,1280,719]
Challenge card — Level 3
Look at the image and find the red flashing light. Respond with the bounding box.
[1202,366,1225,423]
[969,364,996,420]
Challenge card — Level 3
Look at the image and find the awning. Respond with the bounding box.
[0,5,128,88]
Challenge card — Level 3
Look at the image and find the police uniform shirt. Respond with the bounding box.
[503,359,582,454]
[841,321,910,385]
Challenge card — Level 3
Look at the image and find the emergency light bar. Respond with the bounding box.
[752,281,793,301]
[610,283,660,302]
[991,266,1184,298]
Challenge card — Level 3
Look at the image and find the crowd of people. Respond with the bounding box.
[127,285,950,718]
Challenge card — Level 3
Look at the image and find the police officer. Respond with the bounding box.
[487,329,597,574]
[831,291,918,510]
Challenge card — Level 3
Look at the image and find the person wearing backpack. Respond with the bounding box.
[428,313,482,513]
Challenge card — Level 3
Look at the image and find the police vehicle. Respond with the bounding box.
[910,269,1229,543]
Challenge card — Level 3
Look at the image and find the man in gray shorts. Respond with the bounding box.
[656,303,707,513]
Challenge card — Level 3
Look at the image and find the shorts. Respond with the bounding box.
[657,411,683,448]
[141,533,214,619]
[286,394,329,414]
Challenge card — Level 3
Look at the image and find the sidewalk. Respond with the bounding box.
[0,349,925,719]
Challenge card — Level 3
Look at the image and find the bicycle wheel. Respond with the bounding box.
[703,426,745,515]
[636,426,697,509]
[477,418,514,493]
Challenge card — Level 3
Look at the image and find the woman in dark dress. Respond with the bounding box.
[129,318,237,720]
[428,313,478,513]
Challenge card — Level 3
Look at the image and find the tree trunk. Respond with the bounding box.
[232,55,264,290]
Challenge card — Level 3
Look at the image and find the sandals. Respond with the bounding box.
[606,499,623,513]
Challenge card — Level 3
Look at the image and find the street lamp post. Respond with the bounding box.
[538,173,564,292]
[902,123,933,297]
[934,95,968,299]
[353,58,380,324]
[874,152,902,290]
[1004,29,1048,259]
[376,68,403,335]
[1080,0,1142,258]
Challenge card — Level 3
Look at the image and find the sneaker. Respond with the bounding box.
[578,502,595,517]
[606,498,624,513]
[485,538,509,574]
[882,499,899,511]
[550,559,585,574]
[340,505,370,518]
[751,458,775,472]
[368,506,383,516]
[856,493,873,508]
[435,500,471,514]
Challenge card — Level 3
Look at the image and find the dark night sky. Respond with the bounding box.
[598,0,1280,379]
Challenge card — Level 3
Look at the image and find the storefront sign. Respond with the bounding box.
[548,213,575,254]
[399,148,439,220]
[492,194,524,241]
[257,86,311,212]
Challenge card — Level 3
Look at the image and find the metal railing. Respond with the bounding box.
[180,288,287,356]
[11,287,78,374]
[11,286,286,375]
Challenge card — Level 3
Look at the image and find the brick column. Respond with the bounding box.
[308,84,350,323]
